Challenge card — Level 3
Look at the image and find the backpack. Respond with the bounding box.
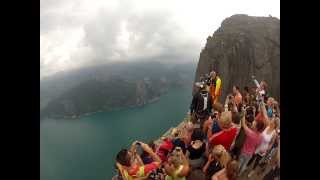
[196,91,209,113]
[211,119,221,134]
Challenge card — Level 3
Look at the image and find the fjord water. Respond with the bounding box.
[40,86,192,180]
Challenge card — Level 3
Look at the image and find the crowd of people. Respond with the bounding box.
[113,71,280,180]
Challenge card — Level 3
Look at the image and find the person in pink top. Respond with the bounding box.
[238,107,265,175]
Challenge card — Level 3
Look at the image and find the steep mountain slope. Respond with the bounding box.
[193,14,280,101]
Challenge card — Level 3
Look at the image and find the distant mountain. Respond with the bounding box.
[193,14,280,101]
[40,61,196,119]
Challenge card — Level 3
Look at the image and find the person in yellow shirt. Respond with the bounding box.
[116,141,161,180]
[209,71,222,105]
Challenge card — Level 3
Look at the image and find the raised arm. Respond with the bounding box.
[224,95,230,107]
[259,101,268,121]
[178,151,190,177]
[140,142,161,163]
[130,142,144,166]
[241,108,250,133]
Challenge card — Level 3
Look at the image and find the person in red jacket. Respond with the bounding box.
[208,111,239,151]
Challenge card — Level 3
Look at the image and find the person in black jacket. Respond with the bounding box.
[190,82,213,129]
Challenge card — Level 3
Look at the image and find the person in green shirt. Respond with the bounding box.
[164,147,190,180]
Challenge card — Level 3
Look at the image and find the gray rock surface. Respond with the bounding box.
[193,14,280,101]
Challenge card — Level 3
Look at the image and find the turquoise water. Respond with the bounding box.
[40,87,192,180]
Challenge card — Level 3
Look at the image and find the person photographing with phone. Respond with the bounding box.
[115,141,161,180]
[252,75,269,103]
[164,147,190,180]
[238,106,264,175]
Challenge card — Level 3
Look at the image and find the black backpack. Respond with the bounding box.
[196,91,209,113]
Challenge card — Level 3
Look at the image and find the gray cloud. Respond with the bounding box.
[40,0,199,78]
[40,0,279,79]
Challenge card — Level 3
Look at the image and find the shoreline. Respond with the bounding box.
[42,95,163,120]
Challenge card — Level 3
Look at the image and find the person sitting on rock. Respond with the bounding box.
[209,71,222,105]
[116,141,162,180]
[202,144,231,180]
[164,147,190,180]
[186,128,207,169]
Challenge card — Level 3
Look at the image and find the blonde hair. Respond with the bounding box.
[218,111,232,129]
[268,97,275,104]
[212,145,231,168]
[273,117,280,129]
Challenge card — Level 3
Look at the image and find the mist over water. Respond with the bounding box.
[40,86,192,180]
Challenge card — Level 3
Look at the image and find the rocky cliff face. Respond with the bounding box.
[193,14,280,101]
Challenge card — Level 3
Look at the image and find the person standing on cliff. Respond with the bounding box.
[209,71,222,106]
[232,86,242,109]
[190,82,213,129]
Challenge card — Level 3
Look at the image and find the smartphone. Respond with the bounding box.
[136,143,143,156]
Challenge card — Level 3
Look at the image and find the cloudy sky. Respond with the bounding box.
[40,0,280,79]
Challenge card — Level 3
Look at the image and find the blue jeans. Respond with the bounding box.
[239,154,252,174]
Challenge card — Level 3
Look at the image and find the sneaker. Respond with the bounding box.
[248,170,255,178]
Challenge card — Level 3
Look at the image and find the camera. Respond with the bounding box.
[171,147,182,157]
[175,147,182,152]
[135,142,143,156]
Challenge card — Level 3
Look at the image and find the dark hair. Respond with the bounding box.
[191,128,205,141]
[260,81,268,90]
[148,141,156,151]
[228,102,233,111]
[237,103,243,112]
[235,86,240,91]
[226,160,239,180]
[232,112,241,124]
[172,138,187,154]
[244,86,249,92]
[245,107,255,123]
[255,121,265,132]
[116,149,131,166]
